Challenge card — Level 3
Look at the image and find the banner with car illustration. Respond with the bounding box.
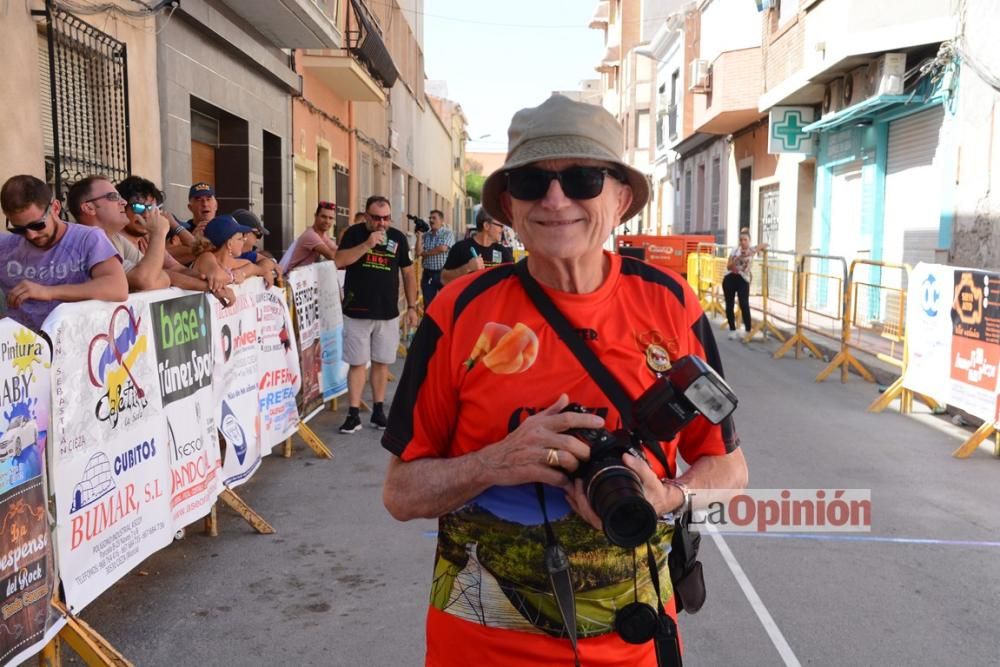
[0,319,65,665]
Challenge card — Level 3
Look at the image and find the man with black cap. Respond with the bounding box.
[380,95,747,666]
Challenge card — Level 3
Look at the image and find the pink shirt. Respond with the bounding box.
[284,227,337,271]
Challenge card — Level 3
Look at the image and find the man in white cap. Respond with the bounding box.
[380,95,747,666]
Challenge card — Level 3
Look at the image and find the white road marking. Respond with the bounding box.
[706,523,802,667]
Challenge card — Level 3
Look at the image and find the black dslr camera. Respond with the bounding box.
[406,214,430,233]
[562,355,737,548]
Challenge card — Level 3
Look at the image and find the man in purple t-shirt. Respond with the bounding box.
[0,175,127,330]
[281,201,339,273]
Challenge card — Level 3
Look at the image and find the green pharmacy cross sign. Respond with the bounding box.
[768,106,815,154]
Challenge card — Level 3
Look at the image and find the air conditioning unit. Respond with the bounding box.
[689,59,710,92]
[822,77,845,117]
[868,52,906,96]
[845,65,873,106]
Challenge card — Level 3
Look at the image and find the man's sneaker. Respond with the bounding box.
[370,410,388,430]
[339,414,362,434]
[727,330,740,340]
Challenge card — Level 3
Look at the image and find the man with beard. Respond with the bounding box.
[0,175,126,330]
[333,196,418,433]
[440,205,514,285]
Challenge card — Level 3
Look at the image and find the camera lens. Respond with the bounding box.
[586,465,657,548]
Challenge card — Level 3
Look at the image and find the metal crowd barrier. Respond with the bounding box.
[774,253,847,367]
[743,249,793,343]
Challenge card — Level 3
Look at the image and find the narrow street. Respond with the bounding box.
[80,328,1000,666]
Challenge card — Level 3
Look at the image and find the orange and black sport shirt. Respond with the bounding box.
[382,252,739,667]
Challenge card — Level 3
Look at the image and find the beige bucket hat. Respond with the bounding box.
[481,94,650,226]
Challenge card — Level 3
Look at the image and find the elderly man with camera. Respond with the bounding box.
[411,209,453,307]
[381,95,747,667]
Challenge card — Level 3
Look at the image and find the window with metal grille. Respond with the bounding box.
[37,2,131,204]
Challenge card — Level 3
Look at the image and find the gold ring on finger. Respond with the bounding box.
[546,447,560,467]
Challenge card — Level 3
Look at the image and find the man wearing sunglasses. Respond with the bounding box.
[68,175,172,292]
[0,175,127,330]
[381,95,747,667]
[333,195,418,434]
[440,205,514,285]
[116,175,194,254]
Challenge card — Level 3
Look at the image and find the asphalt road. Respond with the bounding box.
[79,327,1000,666]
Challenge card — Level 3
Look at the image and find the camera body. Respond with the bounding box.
[407,214,431,234]
[561,355,738,548]
[562,406,657,549]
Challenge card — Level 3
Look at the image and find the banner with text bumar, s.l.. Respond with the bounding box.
[288,268,324,421]
[315,262,348,400]
[148,292,223,526]
[45,298,173,613]
[211,283,263,488]
[904,263,1000,424]
[0,319,66,666]
[256,286,302,451]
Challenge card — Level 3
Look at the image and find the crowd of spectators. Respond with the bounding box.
[1,172,510,333]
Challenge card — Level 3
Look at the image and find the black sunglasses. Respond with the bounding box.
[5,201,53,235]
[505,166,626,201]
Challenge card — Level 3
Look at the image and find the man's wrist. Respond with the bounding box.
[662,478,691,515]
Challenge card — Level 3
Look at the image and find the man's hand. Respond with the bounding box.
[7,280,52,308]
[466,255,485,274]
[365,230,387,249]
[136,236,149,254]
[144,208,170,240]
[564,450,680,532]
[202,269,229,293]
[406,307,420,329]
[476,394,601,489]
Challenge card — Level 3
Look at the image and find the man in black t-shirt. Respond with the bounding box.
[333,195,418,434]
[441,206,514,285]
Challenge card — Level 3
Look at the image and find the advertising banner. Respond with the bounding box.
[45,299,173,612]
[148,292,222,527]
[949,268,1000,422]
[903,263,954,406]
[904,263,1000,424]
[256,286,302,451]
[315,262,348,400]
[0,319,65,664]
[211,283,262,488]
[288,268,324,421]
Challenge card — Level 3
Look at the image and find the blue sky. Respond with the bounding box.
[423,0,604,153]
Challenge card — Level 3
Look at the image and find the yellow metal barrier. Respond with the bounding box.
[694,243,731,320]
[774,253,846,365]
[816,257,878,383]
[744,249,791,344]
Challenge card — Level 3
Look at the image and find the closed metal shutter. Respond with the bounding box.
[884,106,945,266]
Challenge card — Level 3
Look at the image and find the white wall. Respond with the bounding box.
[699,0,761,64]
[950,0,1000,268]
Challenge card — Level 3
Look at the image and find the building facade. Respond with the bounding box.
[0,1,164,202]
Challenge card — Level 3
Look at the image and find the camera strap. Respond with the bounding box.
[535,484,581,667]
[513,259,671,473]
